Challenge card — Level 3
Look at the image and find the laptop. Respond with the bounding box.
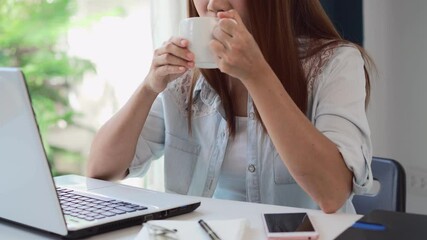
[0,67,201,239]
[335,209,427,240]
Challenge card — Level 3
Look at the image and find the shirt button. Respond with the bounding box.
[249,112,255,120]
[248,164,256,173]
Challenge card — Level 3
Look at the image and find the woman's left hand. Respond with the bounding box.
[210,10,268,83]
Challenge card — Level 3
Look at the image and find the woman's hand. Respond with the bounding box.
[210,10,269,83]
[145,37,194,94]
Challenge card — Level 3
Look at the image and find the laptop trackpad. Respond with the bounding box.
[90,185,196,209]
[54,175,115,191]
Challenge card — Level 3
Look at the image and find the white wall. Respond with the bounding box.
[364,0,427,214]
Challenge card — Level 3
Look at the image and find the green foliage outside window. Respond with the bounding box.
[1,0,126,175]
[0,0,97,175]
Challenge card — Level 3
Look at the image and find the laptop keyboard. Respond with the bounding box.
[56,187,147,222]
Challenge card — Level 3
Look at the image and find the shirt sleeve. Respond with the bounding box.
[127,94,166,178]
[312,46,373,195]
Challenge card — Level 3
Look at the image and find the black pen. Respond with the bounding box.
[198,219,222,240]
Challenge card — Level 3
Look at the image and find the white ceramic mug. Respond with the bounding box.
[179,17,219,69]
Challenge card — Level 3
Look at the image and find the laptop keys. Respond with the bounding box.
[56,187,148,223]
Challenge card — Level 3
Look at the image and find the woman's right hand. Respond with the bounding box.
[145,37,194,94]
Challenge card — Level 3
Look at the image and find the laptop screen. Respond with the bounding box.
[0,68,68,235]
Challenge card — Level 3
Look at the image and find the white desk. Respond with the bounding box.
[0,176,361,240]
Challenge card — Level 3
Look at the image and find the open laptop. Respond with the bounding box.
[0,67,201,239]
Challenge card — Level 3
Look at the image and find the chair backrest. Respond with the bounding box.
[352,156,406,214]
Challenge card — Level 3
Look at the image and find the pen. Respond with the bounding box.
[198,219,222,240]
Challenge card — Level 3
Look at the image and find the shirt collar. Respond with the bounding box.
[191,71,225,118]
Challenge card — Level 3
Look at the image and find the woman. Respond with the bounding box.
[87,0,373,213]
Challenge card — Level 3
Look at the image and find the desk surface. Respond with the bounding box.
[0,176,361,240]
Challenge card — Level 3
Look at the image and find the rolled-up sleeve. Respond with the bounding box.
[127,95,166,178]
[312,46,373,195]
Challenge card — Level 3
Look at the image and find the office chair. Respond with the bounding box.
[352,156,406,214]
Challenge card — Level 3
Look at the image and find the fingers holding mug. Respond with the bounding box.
[155,37,194,63]
[212,24,233,50]
[154,52,194,69]
[146,36,195,94]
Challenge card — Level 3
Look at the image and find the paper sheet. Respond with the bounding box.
[135,218,247,240]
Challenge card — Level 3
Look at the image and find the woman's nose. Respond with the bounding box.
[207,0,231,15]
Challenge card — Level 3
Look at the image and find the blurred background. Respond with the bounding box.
[2,0,427,215]
[0,0,162,189]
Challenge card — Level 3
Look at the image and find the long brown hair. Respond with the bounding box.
[187,0,372,137]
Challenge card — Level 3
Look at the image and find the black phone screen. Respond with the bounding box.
[264,213,315,233]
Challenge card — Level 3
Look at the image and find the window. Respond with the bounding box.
[65,0,163,190]
[1,0,171,191]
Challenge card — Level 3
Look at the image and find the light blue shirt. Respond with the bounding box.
[128,46,373,213]
[213,116,248,201]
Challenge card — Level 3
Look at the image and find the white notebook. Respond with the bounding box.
[136,218,247,240]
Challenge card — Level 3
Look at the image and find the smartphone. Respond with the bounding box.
[262,213,319,240]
